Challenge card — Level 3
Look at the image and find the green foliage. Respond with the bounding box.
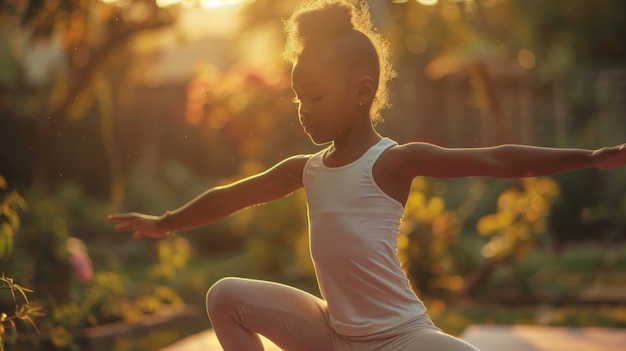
[228,190,310,276]
[1,273,43,351]
[1,2,625,347]
[0,181,192,350]
[0,176,27,260]
[428,300,626,337]
[400,177,472,296]
[0,177,41,351]
[40,271,185,349]
[546,306,626,328]
[150,237,194,279]
[477,178,560,261]
[399,177,565,299]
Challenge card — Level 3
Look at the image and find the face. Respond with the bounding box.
[291,53,359,145]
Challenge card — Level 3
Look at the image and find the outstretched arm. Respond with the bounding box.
[108,155,309,238]
[394,142,626,179]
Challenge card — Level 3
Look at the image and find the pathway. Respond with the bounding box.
[161,324,626,351]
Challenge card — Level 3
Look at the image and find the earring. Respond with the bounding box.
[358,101,363,107]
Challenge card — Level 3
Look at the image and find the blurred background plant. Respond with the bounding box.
[1,0,626,349]
[3,180,191,350]
[0,176,42,351]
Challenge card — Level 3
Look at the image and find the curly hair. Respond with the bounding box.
[283,0,395,123]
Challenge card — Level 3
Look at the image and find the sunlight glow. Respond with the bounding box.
[200,0,254,9]
[416,0,438,6]
[153,0,254,8]
[155,0,179,7]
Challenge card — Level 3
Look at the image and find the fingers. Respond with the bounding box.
[109,213,144,236]
[114,222,135,232]
[108,213,160,239]
[108,213,139,222]
[113,221,145,239]
[115,222,147,239]
[594,144,626,170]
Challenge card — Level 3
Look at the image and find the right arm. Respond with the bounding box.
[108,154,309,238]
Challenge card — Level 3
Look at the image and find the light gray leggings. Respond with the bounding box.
[206,277,479,351]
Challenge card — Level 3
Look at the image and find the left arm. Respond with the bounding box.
[392,142,626,179]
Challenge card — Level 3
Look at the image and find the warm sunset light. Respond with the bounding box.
[199,0,255,9]
[153,0,254,8]
[392,0,439,4]
[416,0,438,6]
[3,1,626,350]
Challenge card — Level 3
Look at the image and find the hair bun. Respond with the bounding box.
[296,2,354,42]
[284,0,395,123]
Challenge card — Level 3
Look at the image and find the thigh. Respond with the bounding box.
[348,314,479,351]
[411,329,479,351]
[207,277,348,351]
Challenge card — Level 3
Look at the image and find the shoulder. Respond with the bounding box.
[273,154,311,183]
[372,141,442,204]
[379,142,440,167]
[377,141,456,180]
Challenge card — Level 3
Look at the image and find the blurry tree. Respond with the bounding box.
[0,0,623,324]
[387,0,625,299]
[385,0,626,145]
[0,0,174,202]
[512,0,626,70]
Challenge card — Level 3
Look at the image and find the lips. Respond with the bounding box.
[302,124,319,134]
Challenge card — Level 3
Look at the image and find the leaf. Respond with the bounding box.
[7,319,17,344]
[427,196,445,217]
[477,214,497,236]
[1,326,5,351]
[0,234,5,259]
[2,223,13,236]
[0,176,6,190]
[21,314,40,333]
[3,231,12,260]
[15,195,27,211]
[13,284,33,304]
[5,191,27,212]
[0,223,14,258]
[3,208,18,228]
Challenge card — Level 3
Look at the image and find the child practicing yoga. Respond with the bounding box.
[109,1,626,350]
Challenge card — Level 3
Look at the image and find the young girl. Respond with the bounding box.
[109,1,626,350]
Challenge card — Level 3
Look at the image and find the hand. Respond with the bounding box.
[108,212,169,239]
[592,144,626,170]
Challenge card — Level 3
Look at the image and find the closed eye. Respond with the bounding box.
[292,95,324,105]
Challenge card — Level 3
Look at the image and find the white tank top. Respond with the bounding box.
[303,137,426,336]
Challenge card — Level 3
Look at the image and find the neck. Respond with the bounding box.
[326,119,381,166]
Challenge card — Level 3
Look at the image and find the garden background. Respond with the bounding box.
[1,0,626,350]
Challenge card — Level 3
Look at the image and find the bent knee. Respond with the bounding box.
[206,277,244,313]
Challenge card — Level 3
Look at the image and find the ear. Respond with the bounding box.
[356,75,376,105]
